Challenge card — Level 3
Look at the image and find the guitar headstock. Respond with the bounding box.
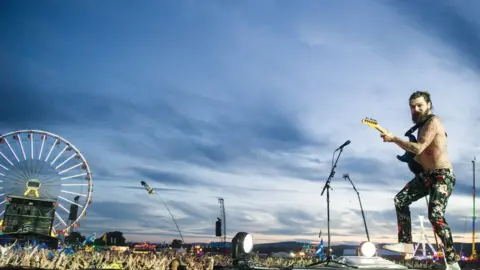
[361,117,379,128]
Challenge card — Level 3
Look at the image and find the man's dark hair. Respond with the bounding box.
[409,90,433,109]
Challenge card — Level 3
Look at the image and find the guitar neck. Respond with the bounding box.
[375,126,388,134]
[362,118,390,134]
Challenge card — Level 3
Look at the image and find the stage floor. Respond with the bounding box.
[231,256,434,270]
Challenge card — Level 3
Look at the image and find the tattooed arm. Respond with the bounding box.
[393,117,439,155]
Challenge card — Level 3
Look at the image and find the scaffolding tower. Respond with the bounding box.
[471,157,477,259]
[218,198,227,253]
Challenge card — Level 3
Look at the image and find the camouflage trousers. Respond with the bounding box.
[394,168,456,262]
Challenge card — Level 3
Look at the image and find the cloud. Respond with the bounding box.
[133,167,203,187]
[119,186,188,193]
[0,76,142,131]
[453,181,473,197]
[88,201,147,222]
[108,97,329,170]
[386,0,480,71]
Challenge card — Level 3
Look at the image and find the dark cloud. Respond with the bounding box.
[132,167,204,187]
[275,209,317,228]
[129,167,303,195]
[87,201,147,222]
[86,204,207,242]
[1,35,330,186]
[123,166,308,199]
[222,208,320,238]
[341,156,412,182]
[0,74,138,130]
[119,186,189,193]
[123,231,211,241]
[273,155,412,188]
[265,228,306,236]
[453,181,473,197]
[81,200,218,239]
[168,152,411,191]
[361,209,398,237]
[77,201,165,237]
[447,213,472,240]
[334,185,398,193]
[112,105,328,171]
[216,185,301,197]
[0,57,216,134]
[167,200,215,221]
[448,161,474,197]
[387,1,480,71]
[253,161,326,182]
[245,187,301,193]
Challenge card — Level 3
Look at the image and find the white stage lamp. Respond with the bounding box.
[232,232,253,254]
[232,232,254,266]
[359,241,377,257]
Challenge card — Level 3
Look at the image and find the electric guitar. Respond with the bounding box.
[361,117,424,175]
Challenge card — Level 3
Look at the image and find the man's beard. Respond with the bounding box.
[411,111,430,123]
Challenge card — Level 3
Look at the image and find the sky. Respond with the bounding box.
[1,0,480,246]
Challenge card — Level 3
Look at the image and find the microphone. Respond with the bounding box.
[335,140,351,151]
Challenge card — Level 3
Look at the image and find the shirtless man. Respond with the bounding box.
[381,91,460,269]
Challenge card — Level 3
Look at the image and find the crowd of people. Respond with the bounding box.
[0,247,325,269]
[0,246,451,270]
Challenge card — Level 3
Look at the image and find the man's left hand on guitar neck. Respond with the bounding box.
[381,131,420,153]
[380,131,395,143]
[380,116,439,155]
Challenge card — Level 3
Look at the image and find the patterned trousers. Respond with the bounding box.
[394,168,456,262]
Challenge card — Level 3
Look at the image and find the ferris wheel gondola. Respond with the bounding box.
[0,130,93,234]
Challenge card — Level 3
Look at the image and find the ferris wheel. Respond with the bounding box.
[0,130,93,234]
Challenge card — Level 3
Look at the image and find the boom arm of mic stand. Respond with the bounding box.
[322,148,343,196]
[343,174,370,242]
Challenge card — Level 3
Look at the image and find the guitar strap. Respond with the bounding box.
[404,114,447,137]
[404,114,436,136]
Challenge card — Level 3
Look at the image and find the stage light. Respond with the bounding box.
[359,241,376,257]
[232,232,253,254]
[231,232,254,266]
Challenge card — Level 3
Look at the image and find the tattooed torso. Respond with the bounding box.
[413,118,452,171]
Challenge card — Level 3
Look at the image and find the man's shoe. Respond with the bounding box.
[382,243,414,253]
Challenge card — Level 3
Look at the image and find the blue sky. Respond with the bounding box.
[1,0,480,245]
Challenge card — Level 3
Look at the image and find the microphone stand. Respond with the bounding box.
[343,174,370,242]
[317,146,346,266]
[282,145,353,270]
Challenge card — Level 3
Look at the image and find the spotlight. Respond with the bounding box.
[359,241,376,257]
[231,232,254,266]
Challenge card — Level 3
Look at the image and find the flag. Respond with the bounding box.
[82,233,96,246]
[316,238,325,259]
